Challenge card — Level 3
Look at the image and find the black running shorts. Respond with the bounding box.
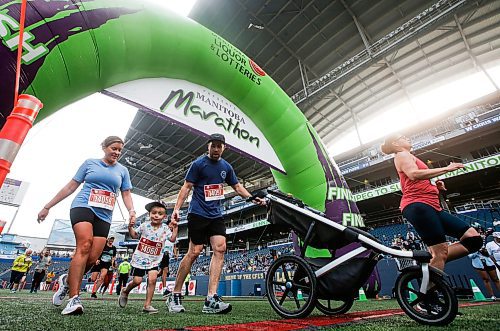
[187,213,226,245]
[402,202,470,246]
[70,207,111,238]
[90,262,112,273]
[131,266,160,278]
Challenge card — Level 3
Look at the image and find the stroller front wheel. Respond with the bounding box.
[395,267,458,326]
[316,297,354,315]
[265,255,317,318]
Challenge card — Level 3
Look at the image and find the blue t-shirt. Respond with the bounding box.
[185,155,238,219]
[71,159,133,223]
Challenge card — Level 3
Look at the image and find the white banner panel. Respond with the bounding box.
[0,178,29,206]
[106,78,284,172]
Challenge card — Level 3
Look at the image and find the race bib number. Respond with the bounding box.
[204,184,224,201]
[101,255,112,262]
[137,237,163,256]
[88,189,116,210]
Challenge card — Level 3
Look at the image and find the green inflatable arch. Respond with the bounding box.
[0,0,361,232]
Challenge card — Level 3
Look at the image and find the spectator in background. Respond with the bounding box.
[30,248,52,293]
[10,249,33,293]
[468,249,499,300]
[45,270,56,291]
[485,232,500,279]
[89,236,117,298]
[116,258,131,295]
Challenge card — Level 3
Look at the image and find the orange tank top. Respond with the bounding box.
[398,157,442,211]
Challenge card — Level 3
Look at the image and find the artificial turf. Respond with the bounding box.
[0,290,497,331]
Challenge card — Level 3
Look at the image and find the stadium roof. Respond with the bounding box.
[121,0,500,199]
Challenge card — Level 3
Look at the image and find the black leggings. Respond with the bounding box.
[31,270,45,291]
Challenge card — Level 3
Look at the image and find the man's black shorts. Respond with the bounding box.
[131,266,160,278]
[159,252,170,269]
[187,213,226,245]
[70,207,111,238]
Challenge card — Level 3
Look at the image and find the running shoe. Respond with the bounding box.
[142,305,158,314]
[10,289,16,293]
[162,288,171,298]
[167,293,185,313]
[202,294,232,314]
[90,292,98,299]
[52,274,69,306]
[62,295,84,315]
[118,289,128,308]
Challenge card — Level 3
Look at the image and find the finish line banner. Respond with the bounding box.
[352,154,499,202]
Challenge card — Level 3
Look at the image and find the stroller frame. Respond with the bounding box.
[263,190,459,325]
[267,192,432,294]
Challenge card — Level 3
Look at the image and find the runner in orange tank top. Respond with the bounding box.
[381,133,482,272]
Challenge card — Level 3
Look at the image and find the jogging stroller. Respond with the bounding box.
[253,190,458,326]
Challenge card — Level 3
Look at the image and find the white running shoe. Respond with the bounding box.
[62,295,84,315]
[202,294,232,314]
[167,293,185,313]
[52,274,69,306]
[118,289,128,308]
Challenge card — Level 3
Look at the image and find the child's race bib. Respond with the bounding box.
[137,237,163,256]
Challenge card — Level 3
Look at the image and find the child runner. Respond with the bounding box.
[118,201,178,313]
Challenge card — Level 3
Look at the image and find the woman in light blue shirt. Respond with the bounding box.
[37,136,136,315]
[468,250,500,300]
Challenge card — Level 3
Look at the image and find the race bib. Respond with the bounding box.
[101,255,112,263]
[204,184,224,201]
[88,189,116,210]
[137,237,163,256]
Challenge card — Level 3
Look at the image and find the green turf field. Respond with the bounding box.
[0,289,498,331]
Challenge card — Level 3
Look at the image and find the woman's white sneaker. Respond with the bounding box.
[52,274,69,306]
[62,295,84,315]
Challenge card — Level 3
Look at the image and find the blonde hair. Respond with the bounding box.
[381,133,403,155]
[101,136,124,148]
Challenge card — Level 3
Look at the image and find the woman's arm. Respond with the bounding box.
[121,190,136,224]
[128,219,138,239]
[37,179,81,222]
[395,151,464,181]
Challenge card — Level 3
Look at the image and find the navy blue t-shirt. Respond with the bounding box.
[185,155,238,219]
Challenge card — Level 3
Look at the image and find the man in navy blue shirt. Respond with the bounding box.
[168,133,264,314]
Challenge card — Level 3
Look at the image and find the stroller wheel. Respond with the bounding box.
[316,297,354,315]
[395,268,458,326]
[266,255,317,318]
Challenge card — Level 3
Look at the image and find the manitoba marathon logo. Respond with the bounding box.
[249,59,266,77]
